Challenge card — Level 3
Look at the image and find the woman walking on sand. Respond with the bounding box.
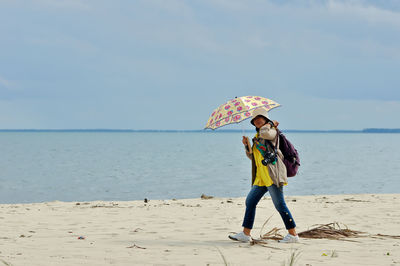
[229,107,299,243]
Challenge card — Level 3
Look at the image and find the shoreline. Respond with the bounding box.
[1,192,398,205]
[1,193,399,265]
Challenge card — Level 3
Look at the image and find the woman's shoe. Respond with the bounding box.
[278,234,299,243]
[228,231,252,242]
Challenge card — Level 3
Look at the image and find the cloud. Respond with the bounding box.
[0,0,399,129]
[327,0,400,26]
[192,0,400,101]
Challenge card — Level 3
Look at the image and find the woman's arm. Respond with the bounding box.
[245,150,252,160]
[259,123,277,140]
[242,136,252,160]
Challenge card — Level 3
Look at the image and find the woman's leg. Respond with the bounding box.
[267,184,297,235]
[242,185,268,235]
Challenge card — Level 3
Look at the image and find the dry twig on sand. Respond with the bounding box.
[298,222,366,240]
[261,227,285,240]
[0,259,13,266]
[257,214,285,241]
[126,244,146,249]
[260,221,400,241]
[249,214,284,249]
[371,234,400,240]
[251,218,400,251]
[250,238,283,250]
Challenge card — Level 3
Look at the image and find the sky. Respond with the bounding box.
[0,0,399,130]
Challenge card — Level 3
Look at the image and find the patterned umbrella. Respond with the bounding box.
[204,96,280,130]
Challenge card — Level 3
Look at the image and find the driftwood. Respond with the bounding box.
[201,194,214,199]
[298,222,366,239]
[259,221,399,241]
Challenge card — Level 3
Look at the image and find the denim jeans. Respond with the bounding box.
[242,185,296,230]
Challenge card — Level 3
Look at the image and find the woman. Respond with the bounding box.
[229,107,299,243]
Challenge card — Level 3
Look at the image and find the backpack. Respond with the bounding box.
[277,129,300,177]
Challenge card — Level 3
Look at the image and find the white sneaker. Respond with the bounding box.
[229,231,252,242]
[279,234,299,243]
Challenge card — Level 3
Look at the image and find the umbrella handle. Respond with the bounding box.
[244,136,252,154]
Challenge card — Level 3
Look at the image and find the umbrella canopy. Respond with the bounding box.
[205,96,280,130]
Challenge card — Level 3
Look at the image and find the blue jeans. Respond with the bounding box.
[242,185,296,230]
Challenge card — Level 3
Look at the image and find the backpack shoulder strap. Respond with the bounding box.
[275,128,280,148]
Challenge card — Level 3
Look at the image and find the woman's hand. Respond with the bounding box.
[242,136,251,153]
[242,136,248,146]
[272,120,279,127]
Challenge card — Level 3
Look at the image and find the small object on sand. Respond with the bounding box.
[144,198,148,203]
[78,236,85,240]
[201,194,214,199]
[127,244,146,249]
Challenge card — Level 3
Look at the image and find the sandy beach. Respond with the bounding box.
[0,193,399,265]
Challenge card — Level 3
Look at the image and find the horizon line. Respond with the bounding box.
[0,128,399,133]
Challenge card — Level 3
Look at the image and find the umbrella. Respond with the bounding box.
[204,96,280,130]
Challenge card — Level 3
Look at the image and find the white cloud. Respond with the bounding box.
[1,0,399,128]
[327,0,400,27]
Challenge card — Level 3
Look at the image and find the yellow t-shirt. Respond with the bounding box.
[252,141,274,187]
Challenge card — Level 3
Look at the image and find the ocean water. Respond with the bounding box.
[0,132,399,204]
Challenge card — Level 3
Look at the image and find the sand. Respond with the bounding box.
[0,194,399,265]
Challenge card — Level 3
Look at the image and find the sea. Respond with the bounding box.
[0,132,399,204]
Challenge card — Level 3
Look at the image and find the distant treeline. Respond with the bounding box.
[362,128,400,133]
[0,128,399,133]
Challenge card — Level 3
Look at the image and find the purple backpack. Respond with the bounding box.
[277,130,300,177]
